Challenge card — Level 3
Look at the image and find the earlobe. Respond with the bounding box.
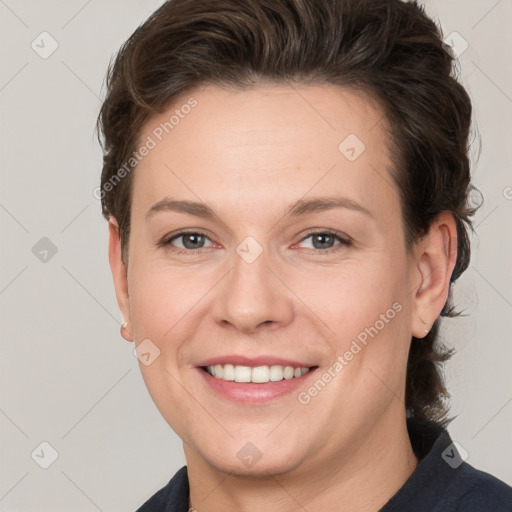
[411,212,458,339]
[120,320,133,343]
[108,217,134,342]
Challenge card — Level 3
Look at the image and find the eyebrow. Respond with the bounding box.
[145,195,372,220]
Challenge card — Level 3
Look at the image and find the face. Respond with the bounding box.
[112,83,425,477]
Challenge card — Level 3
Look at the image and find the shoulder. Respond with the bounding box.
[442,462,512,512]
[397,418,512,512]
[135,466,189,512]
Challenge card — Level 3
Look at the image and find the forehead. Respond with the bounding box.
[131,83,398,221]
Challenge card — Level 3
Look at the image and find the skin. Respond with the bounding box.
[108,83,457,511]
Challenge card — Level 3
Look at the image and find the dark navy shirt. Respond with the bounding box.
[135,418,512,511]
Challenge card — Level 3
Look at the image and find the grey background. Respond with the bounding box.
[0,1,511,510]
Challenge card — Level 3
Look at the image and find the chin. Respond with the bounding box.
[194,434,306,478]
[208,450,303,478]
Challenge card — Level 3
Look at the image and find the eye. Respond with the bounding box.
[297,231,352,252]
[161,231,215,251]
[159,229,351,254]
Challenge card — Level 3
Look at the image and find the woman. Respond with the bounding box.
[97,0,512,510]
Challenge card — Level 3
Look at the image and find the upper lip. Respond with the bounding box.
[197,355,315,368]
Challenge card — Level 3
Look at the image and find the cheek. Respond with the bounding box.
[296,256,405,329]
[299,254,411,384]
[128,259,194,330]
[126,264,204,433]
[129,275,175,342]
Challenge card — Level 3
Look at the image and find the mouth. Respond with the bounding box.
[200,364,318,384]
[196,362,319,403]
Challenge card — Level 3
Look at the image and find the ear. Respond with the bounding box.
[411,211,458,338]
[108,217,133,341]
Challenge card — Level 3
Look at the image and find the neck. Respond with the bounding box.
[186,410,418,512]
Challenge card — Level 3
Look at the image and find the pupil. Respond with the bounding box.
[313,234,333,249]
[184,234,204,249]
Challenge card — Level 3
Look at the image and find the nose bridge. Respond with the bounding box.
[212,238,293,332]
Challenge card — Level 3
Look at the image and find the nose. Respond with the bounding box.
[211,246,295,334]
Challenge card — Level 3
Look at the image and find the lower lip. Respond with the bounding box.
[197,367,317,403]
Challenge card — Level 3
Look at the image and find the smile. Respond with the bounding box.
[203,364,312,383]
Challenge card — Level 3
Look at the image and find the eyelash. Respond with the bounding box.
[159,229,352,255]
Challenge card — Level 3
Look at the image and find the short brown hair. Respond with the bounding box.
[97,0,479,424]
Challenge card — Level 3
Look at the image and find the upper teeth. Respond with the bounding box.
[206,364,310,383]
